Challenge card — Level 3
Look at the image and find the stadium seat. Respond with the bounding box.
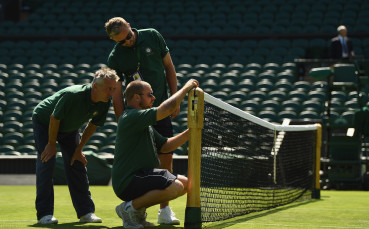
[240,99,259,113]
[308,91,327,102]
[281,100,301,113]
[16,144,37,155]
[0,145,17,155]
[288,90,308,102]
[3,132,24,147]
[258,110,278,123]
[260,100,281,112]
[341,110,356,124]
[278,109,298,123]
[268,90,287,102]
[302,100,324,113]
[332,64,358,90]
[248,91,267,102]
[212,91,228,101]
[88,132,107,148]
[299,110,321,120]
[275,80,293,92]
[98,144,115,156]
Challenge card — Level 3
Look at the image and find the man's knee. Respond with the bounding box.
[166,179,185,199]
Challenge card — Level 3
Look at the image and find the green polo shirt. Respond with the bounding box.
[107,28,169,107]
[112,106,168,197]
[33,84,110,132]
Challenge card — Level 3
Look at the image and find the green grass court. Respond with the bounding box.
[0,185,368,229]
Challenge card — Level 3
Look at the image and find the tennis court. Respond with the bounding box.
[0,185,368,229]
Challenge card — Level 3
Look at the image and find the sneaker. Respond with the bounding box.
[137,208,155,227]
[115,202,143,229]
[38,215,58,224]
[157,206,180,225]
[79,213,102,223]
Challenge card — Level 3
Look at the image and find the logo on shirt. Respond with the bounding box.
[145,47,153,56]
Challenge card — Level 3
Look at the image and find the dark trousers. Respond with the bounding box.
[32,116,95,220]
[153,116,173,154]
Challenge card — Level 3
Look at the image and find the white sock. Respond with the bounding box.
[125,201,137,212]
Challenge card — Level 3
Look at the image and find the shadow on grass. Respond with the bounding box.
[28,223,183,229]
[204,199,323,229]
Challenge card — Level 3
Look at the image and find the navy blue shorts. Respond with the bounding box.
[118,169,177,201]
[153,117,173,155]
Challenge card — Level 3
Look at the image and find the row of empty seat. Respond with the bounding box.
[2,0,368,36]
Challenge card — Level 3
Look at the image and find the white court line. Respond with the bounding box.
[288,208,369,212]
[226,222,369,229]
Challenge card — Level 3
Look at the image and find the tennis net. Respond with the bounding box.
[185,88,321,228]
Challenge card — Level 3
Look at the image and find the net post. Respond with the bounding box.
[313,123,322,199]
[185,87,204,229]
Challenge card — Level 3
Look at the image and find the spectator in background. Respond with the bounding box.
[104,17,180,225]
[32,68,119,224]
[112,79,198,228]
[330,25,355,60]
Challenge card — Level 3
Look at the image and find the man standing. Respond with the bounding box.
[105,17,180,224]
[32,67,119,224]
[112,79,198,228]
[330,25,355,60]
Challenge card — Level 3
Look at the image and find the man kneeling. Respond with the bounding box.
[112,79,199,228]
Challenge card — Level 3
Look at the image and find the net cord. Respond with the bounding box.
[204,92,318,131]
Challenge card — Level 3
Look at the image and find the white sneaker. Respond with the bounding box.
[137,208,155,227]
[79,213,102,223]
[38,215,58,224]
[157,206,180,225]
[115,202,143,229]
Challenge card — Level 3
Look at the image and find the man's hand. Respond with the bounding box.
[70,149,87,167]
[185,79,199,91]
[41,143,57,163]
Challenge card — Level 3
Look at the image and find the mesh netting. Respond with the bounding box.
[200,100,316,223]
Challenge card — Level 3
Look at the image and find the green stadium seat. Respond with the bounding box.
[281,100,301,113]
[257,71,275,83]
[332,64,357,90]
[275,80,293,92]
[312,81,328,91]
[240,100,259,112]
[263,63,280,72]
[98,144,115,156]
[256,80,274,93]
[88,132,107,148]
[228,91,247,104]
[276,71,295,82]
[299,110,321,120]
[0,145,16,155]
[260,100,281,112]
[302,100,324,113]
[268,90,287,102]
[3,110,22,122]
[293,81,311,92]
[341,110,356,124]
[212,91,228,101]
[16,145,37,155]
[3,132,24,147]
[228,63,245,72]
[288,90,308,102]
[219,79,238,93]
[258,110,278,123]
[308,91,326,102]
[248,91,267,102]
[278,110,298,123]
[344,100,359,110]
